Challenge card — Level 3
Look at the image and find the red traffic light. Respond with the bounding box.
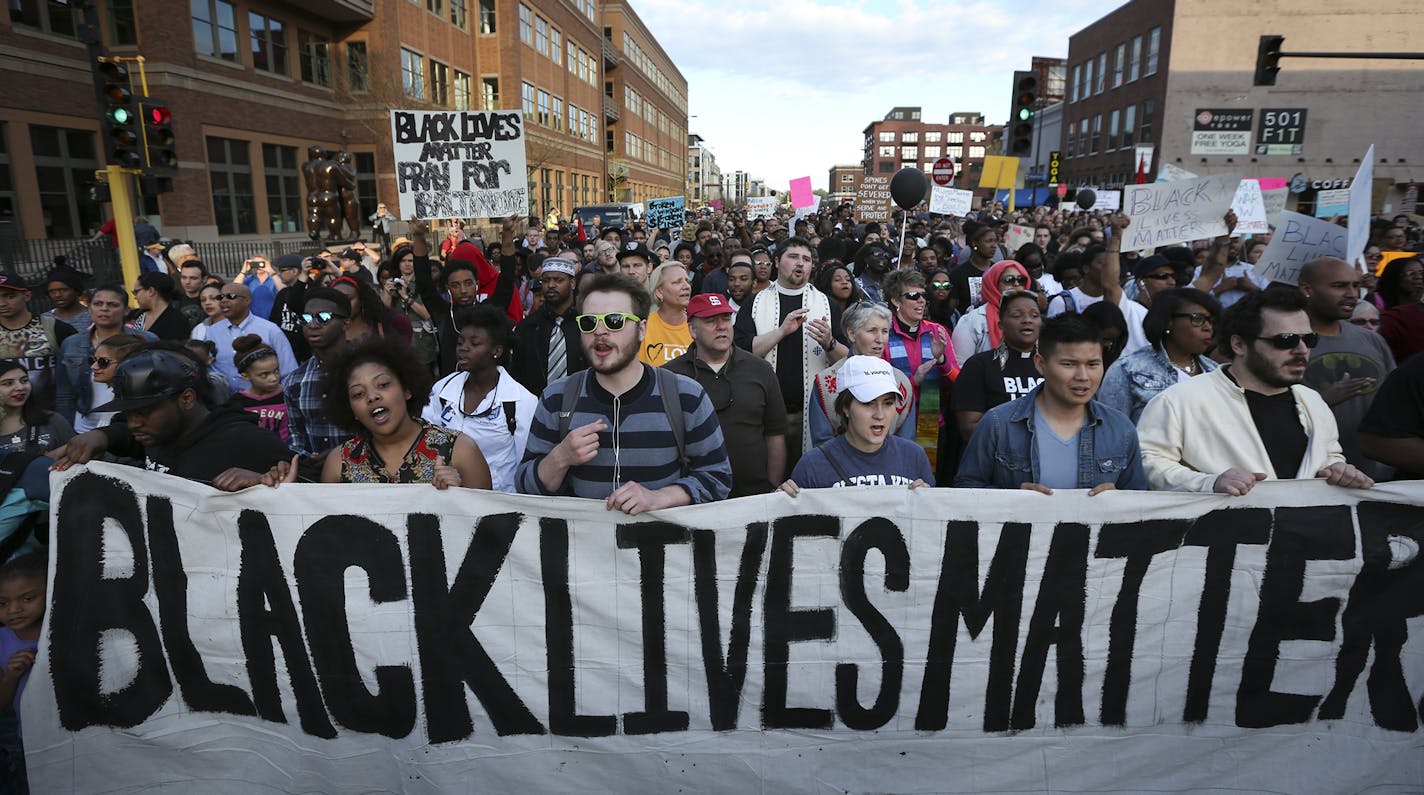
[147,106,172,125]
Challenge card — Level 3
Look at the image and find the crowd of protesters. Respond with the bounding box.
[0,196,1419,787]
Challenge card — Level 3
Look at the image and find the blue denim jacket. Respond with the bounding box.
[1098,346,1219,424]
[954,384,1148,490]
[55,327,156,423]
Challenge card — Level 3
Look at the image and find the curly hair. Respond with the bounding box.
[320,336,433,434]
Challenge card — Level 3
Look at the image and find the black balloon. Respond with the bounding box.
[890,168,928,210]
[1075,189,1097,210]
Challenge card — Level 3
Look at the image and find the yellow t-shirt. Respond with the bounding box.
[639,312,691,367]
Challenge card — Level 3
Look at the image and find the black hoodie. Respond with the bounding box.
[101,405,293,484]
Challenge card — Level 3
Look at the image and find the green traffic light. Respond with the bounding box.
[108,107,131,125]
[1018,108,1032,121]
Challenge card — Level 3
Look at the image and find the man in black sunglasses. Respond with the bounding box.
[1139,286,1373,494]
[281,289,354,462]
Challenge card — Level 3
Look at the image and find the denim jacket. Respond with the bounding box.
[55,327,156,423]
[954,384,1147,490]
[1098,345,1219,424]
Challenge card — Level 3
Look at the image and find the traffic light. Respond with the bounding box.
[97,59,141,168]
[1009,70,1038,156]
[139,100,177,172]
[1254,35,1284,86]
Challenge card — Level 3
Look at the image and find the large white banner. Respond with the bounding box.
[390,109,528,220]
[1122,173,1239,250]
[26,465,1424,793]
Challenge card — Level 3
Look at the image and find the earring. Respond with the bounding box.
[1164,329,1172,335]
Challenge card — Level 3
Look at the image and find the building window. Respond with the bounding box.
[1071,64,1081,103]
[249,12,288,76]
[449,0,467,29]
[207,137,256,236]
[948,146,963,159]
[426,0,443,16]
[568,42,578,74]
[30,126,100,238]
[262,143,301,234]
[14,0,79,37]
[401,49,424,99]
[1083,58,1094,98]
[1146,27,1161,75]
[1065,123,1076,158]
[1129,35,1142,82]
[1090,115,1102,153]
[1079,118,1089,154]
[878,131,894,142]
[924,146,941,158]
[347,41,369,92]
[454,70,471,110]
[478,0,496,33]
[1108,109,1120,150]
[534,16,548,56]
[1123,104,1136,145]
[901,132,918,143]
[0,125,13,221]
[353,152,377,225]
[1095,52,1106,94]
[552,96,563,131]
[878,146,895,157]
[519,4,532,45]
[430,60,449,105]
[192,0,238,61]
[968,146,986,159]
[900,146,918,160]
[1139,99,1154,143]
[924,131,942,143]
[298,31,330,87]
[537,89,550,126]
[970,131,986,143]
[521,82,535,119]
[948,131,964,144]
[1113,44,1125,88]
[107,0,138,46]
[481,76,499,110]
[878,161,894,174]
[551,28,561,65]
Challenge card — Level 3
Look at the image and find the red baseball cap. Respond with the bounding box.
[687,293,734,318]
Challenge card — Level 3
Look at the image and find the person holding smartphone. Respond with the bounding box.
[239,255,281,320]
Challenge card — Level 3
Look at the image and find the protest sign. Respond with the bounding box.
[854,176,892,222]
[1347,145,1375,267]
[1122,174,1239,250]
[1231,179,1270,235]
[646,195,686,230]
[977,156,1019,190]
[1315,189,1350,219]
[1376,250,1415,277]
[1253,210,1347,284]
[389,109,528,220]
[745,196,778,220]
[1155,162,1198,183]
[1260,187,1288,224]
[789,177,814,209]
[793,196,821,222]
[1005,224,1034,252]
[27,466,1424,793]
[929,186,973,217]
[1090,190,1121,213]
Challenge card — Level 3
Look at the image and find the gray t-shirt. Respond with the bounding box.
[1033,410,1080,490]
[1304,322,1396,478]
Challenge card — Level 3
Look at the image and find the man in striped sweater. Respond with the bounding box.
[517,273,732,514]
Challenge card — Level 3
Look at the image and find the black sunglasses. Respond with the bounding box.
[88,355,115,368]
[220,292,246,301]
[298,311,348,326]
[1256,332,1320,350]
[901,291,926,301]
[1000,275,1029,287]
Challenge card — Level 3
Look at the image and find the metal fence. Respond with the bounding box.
[0,234,331,283]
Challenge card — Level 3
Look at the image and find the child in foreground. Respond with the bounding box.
[0,552,46,792]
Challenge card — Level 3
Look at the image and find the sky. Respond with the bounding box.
[635,0,1110,192]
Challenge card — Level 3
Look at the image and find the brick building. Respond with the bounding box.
[0,0,687,244]
[827,164,860,203]
[860,107,1002,194]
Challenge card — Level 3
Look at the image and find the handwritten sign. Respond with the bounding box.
[793,196,821,222]
[1253,210,1347,284]
[1315,189,1349,219]
[745,196,778,220]
[389,109,528,220]
[1091,190,1121,213]
[1155,163,1198,183]
[855,176,892,221]
[646,195,686,230]
[929,186,974,217]
[1231,179,1270,235]
[1346,144,1375,267]
[1122,174,1239,250]
[789,176,814,209]
[1260,187,1288,225]
[1005,224,1034,251]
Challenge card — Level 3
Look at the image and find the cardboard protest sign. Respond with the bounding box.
[646,195,685,230]
[27,465,1424,793]
[1260,187,1288,225]
[1346,145,1375,267]
[1005,223,1034,251]
[789,176,814,209]
[1231,179,1270,235]
[389,109,528,220]
[854,176,892,221]
[745,196,778,220]
[929,186,973,217]
[1253,210,1347,284]
[1090,190,1121,213]
[1315,189,1350,219]
[1122,174,1239,250]
[1155,162,1198,183]
[793,196,821,222]
[977,156,1019,189]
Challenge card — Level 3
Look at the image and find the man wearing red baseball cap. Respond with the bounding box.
[665,293,788,496]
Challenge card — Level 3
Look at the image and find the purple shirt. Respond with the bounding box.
[0,627,38,724]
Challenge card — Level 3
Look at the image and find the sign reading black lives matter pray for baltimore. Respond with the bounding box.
[390,109,529,220]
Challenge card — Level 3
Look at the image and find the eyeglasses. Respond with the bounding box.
[1142,272,1177,282]
[1349,317,1382,329]
[1000,275,1029,287]
[1172,312,1215,327]
[220,293,246,301]
[575,312,641,333]
[930,281,951,289]
[901,291,926,301]
[1255,332,1320,350]
[88,356,115,368]
[298,311,348,326]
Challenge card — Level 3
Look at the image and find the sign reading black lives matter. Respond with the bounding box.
[390,109,528,220]
[26,464,1424,793]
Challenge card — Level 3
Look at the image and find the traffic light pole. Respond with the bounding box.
[103,167,143,296]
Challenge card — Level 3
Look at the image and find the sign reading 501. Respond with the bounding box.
[1256,108,1307,156]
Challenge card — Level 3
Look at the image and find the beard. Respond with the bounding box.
[1243,345,1308,389]
[584,336,640,375]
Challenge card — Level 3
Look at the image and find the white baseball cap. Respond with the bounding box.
[839,355,901,403]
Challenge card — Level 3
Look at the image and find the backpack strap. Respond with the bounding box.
[656,367,689,477]
[820,445,853,486]
[556,370,587,441]
[1058,290,1078,314]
